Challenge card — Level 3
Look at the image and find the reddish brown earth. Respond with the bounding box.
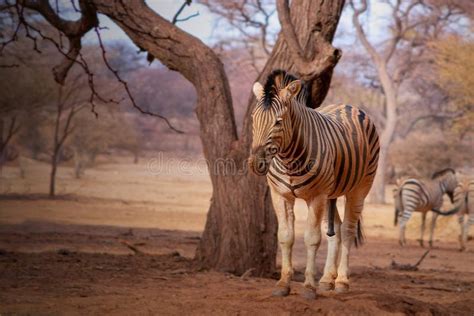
[1,221,473,315]
[1,162,473,315]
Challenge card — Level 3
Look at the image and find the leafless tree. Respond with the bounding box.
[201,0,277,74]
[49,77,87,197]
[350,0,464,203]
[0,116,20,173]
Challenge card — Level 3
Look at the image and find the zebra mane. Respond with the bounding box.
[262,69,311,109]
[431,168,455,179]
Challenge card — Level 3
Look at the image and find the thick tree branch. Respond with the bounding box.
[276,0,342,81]
[276,0,304,60]
[350,0,383,66]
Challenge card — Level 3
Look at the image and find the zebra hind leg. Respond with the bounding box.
[398,207,414,246]
[428,212,439,248]
[417,212,427,247]
[334,192,364,293]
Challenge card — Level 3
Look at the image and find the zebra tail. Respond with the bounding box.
[394,207,399,226]
[354,219,364,248]
[431,205,462,216]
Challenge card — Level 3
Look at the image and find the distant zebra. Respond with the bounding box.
[444,179,474,251]
[394,168,458,247]
[248,70,379,298]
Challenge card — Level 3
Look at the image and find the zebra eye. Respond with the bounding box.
[268,147,278,154]
[275,118,283,126]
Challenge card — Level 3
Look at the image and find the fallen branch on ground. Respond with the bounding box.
[390,250,430,271]
[240,268,255,280]
[119,239,145,255]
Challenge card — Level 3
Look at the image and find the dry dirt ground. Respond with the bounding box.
[1,157,473,315]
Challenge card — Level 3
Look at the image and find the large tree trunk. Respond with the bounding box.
[23,0,344,276]
[198,0,344,274]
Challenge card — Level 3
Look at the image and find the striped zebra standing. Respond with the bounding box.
[248,70,379,298]
[443,179,474,251]
[394,168,458,247]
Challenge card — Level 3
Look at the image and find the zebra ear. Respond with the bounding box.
[283,80,302,100]
[252,82,264,100]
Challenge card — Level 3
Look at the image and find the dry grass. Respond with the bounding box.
[0,154,465,242]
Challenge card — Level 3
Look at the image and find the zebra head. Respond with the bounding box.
[432,168,458,203]
[248,70,304,176]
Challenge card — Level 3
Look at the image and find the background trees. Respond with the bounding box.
[430,35,474,136]
[349,0,466,203]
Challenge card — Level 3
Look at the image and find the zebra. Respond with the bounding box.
[394,168,458,247]
[443,179,474,251]
[248,69,379,298]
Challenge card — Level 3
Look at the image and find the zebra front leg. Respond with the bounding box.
[319,202,341,291]
[418,212,427,247]
[459,214,466,251]
[429,212,439,248]
[302,195,326,299]
[270,188,295,297]
[335,193,364,293]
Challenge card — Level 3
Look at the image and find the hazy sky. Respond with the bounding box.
[84,1,217,44]
[82,1,393,49]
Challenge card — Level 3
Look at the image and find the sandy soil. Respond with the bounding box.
[1,158,473,315]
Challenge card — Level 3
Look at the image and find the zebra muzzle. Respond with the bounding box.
[248,155,270,176]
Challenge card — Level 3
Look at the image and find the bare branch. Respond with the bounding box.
[175,11,199,23]
[401,112,463,138]
[11,1,183,133]
[172,0,192,24]
[94,28,184,133]
[350,0,383,65]
[19,0,99,84]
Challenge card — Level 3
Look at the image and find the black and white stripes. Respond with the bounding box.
[249,69,380,295]
[394,168,458,247]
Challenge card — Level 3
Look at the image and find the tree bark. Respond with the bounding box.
[21,0,344,276]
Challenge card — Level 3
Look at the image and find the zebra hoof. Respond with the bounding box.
[417,239,424,247]
[301,288,317,300]
[335,282,349,293]
[272,286,290,297]
[319,282,335,291]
